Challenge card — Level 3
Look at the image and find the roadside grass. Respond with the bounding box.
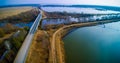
[26,30,49,63]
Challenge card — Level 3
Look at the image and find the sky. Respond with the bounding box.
[0,0,120,7]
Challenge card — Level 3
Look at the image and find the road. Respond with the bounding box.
[14,9,42,63]
[52,27,64,63]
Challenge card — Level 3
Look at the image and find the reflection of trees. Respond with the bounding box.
[43,11,120,30]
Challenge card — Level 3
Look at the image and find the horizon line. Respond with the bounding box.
[0,4,120,8]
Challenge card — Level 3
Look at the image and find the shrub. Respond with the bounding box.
[24,26,29,31]
[0,28,5,37]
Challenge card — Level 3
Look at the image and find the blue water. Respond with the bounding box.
[63,21,120,63]
[15,22,33,28]
[0,22,33,28]
[41,18,68,28]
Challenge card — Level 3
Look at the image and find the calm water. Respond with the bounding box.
[41,7,120,28]
[0,22,33,28]
[63,21,120,63]
[42,7,120,14]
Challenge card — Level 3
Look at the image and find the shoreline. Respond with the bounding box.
[51,19,120,63]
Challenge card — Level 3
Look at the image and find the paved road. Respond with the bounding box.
[14,10,42,63]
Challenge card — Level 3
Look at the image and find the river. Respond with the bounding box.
[63,21,120,63]
[0,21,33,28]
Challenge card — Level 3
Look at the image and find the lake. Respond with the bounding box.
[41,7,120,14]
[63,21,120,63]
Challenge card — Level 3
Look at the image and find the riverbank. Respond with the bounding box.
[51,19,120,63]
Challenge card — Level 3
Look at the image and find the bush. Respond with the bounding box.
[0,28,5,37]
[3,23,14,34]
[24,26,29,31]
[36,34,43,42]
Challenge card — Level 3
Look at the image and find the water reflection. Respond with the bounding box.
[41,14,120,29]
[42,7,120,14]
[41,7,120,29]
[63,21,120,63]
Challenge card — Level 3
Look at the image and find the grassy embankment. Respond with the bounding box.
[26,30,49,63]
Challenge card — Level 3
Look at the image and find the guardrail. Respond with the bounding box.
[14,10,42,63]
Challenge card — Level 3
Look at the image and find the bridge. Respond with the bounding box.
[14,9,42,63]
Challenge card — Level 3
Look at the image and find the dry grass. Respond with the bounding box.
[26,30,49,63]
[0,7,34,19]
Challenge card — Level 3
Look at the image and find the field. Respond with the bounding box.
[0,7,34,19]
[26,30,49,63]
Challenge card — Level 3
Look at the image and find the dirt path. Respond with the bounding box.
[50,20,120,63]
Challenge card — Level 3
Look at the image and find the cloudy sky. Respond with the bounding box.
[0,0,120,7]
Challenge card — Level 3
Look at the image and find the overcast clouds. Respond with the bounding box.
[0,0,120,7]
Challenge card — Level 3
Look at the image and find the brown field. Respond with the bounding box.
[26,30,49,63]
[0,7,34,19]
